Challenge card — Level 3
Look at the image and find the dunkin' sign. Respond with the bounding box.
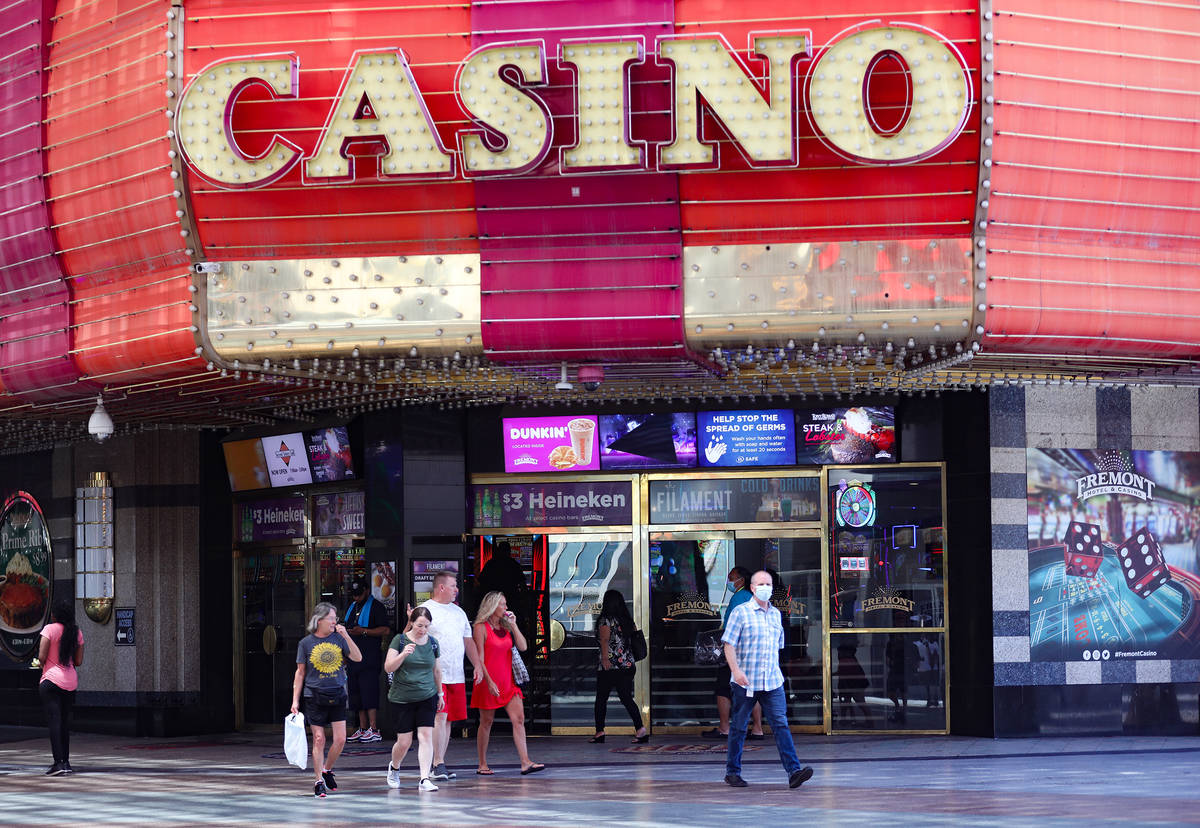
[175,21,972,188]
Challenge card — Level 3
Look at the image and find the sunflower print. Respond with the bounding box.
[309,641,344,676]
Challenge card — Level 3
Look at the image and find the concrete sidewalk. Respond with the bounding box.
[2,728,1200,826]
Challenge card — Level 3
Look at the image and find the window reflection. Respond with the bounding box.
[832,632,945,731]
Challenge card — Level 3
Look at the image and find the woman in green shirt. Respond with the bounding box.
[383,606,444,792]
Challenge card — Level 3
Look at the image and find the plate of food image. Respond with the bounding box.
[0,571,50,634]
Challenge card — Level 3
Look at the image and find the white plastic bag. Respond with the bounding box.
[284,712,308,770]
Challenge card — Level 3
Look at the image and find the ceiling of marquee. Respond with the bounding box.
[2,348,1197,452]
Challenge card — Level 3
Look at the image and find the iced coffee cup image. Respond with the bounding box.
[567,418,596,465]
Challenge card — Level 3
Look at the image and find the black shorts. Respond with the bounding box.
[391,694,438,734]
[347,662,382,710]
[714,663,733,698]
[304,693,348,727]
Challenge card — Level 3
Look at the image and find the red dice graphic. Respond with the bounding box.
[1062,521,1103,579]
[1117,527,1170,599]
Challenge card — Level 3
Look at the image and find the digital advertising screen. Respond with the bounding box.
[795,406,896,464]
[305,426,355,483]
[261,432,314,487]
[1027,448,1200,662]
[223,438,271,492]
[696,409,796,467]
[598,412,697,470]
[502,415,600,473]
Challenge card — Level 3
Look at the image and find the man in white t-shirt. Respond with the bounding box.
[419,570,482,781]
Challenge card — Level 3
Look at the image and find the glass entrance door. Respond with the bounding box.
[733,530,824,729]
[827,464,948,733]
[647,532,735,729]
[239,547,308,725]
[546,534,636,733]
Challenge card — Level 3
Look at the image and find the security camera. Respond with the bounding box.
[578,364,604,391]
[554,361,573,391]
[88,395,114,443]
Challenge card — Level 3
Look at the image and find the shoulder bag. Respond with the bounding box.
[511,645,531,685]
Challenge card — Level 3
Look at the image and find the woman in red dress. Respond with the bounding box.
[470,591,545,775]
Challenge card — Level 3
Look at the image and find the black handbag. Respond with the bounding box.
[629,628,648,662]
[693,628,725,665]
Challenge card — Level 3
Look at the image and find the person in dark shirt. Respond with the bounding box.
[476,541,531,640]
[344,581,391,743]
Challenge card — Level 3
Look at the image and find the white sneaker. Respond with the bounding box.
[419,777,439,792]
[386,763,400,789]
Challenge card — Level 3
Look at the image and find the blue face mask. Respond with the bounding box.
[753,584,773,602]
[728,580,740,592]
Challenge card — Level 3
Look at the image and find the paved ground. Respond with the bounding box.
[2,726,1200,826]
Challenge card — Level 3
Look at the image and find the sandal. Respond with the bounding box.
[520,763,546,775]
[475,768,495,775]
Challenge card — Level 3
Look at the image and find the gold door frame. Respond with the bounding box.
[468,464,949,736]
[231,537,309,731]
[822,462,950,735]
[731,526,826,734]
[640,469,824,734]
[468,473,647,735]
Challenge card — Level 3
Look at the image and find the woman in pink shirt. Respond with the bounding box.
[38,599,84,776]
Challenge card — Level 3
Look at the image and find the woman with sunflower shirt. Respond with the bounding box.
[292,601,363,797]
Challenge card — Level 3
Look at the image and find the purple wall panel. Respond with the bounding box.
[472,0,687,362]
[0,0,85,401]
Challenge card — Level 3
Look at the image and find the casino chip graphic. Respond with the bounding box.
[309,641,344,675]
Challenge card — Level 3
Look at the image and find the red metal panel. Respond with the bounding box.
[675,0,982,247]
[473,0,686,362]
[39,0,204,395]
[0,0,86,402]
[984,0,1200,356]
[183,0,478,259]
[45,0,188,286]
[72,269,199,383]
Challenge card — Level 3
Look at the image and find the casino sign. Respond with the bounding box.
[174,22,972,188]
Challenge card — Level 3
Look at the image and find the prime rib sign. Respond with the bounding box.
[175,21,972,188]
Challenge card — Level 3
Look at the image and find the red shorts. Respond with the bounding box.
[441,683,467,722]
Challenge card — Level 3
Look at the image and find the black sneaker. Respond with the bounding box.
[60,762,74,775]
[321,770,337,791]
[45,763,62,776]
[724,774,748,787]
[789,767,814,788]
[314,780,328,798]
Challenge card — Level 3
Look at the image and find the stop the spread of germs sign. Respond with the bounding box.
[697,409,796,467]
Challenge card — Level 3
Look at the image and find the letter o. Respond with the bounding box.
[806,24,971,164]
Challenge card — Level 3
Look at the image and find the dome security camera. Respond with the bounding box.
[88,396,114,443]
[578,364,604,391]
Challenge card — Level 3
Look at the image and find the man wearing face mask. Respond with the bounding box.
[721,571,813,789]
[703,567,764,739]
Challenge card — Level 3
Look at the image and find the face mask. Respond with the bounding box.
[728,580,740,592]
[753,584,773,602]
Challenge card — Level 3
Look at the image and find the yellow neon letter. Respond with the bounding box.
[807,24,971,163]
[657,33,810,168]
[457,44,552,175]
[175,55,301,187]
[559,39,643,171]
[304,50,453,182]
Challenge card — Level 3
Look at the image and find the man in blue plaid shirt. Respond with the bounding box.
[721,571,814,789]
